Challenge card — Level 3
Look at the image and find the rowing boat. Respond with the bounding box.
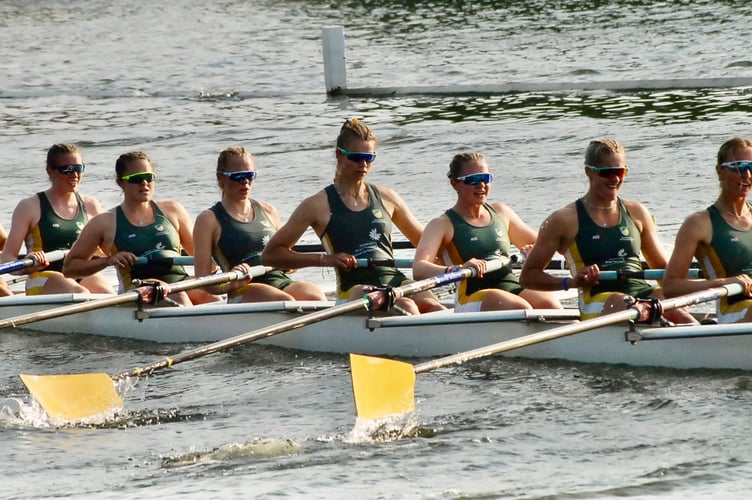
[1,292,751,370]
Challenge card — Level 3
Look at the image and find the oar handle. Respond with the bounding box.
[598,269,702,280]
[134,255,195,266]
[354,258,414,268]
[161,265,269,294]
[293,240,415,253]
[0,249,68,275]
[364,257,508,310]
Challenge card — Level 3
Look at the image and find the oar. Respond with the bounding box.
[0,250,67,275]
[293,241,415,252]
[598,269,702,280]
[19,259,506,422]
[358,255,521,269]
[355,258,414,268]
[0,266,268,330]
[349,283,745,420]
[133,255,195,266]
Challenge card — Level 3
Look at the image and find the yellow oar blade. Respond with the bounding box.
[349,353,416,420]
[19,373,123,421]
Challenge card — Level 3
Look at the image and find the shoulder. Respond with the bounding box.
[681,208,712,232]
[545,201,578,225]
[81,194,103,214]
[620,198,652,219]
[155,199,188,215]
[297,189,329,212]
[373,184,401,201]
[194,208,218,227]
[488,201,514,218]
[13,194,41,213]
[87,209,116,230]
[254,199,279,216]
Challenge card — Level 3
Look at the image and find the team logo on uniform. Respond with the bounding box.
[52,223,60,228]
[369,228,380,241]
[156,224,165,232]
[617,248,627,258]
[262,234,271,246]
[155,242,165,250]
[620,226,629,236]
[372,209,383,219]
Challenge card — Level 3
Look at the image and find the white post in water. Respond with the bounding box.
[322,26,347,94]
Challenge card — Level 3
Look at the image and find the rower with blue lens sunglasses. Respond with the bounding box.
[719,161,752,174]
[337,147,377,163]
[53,163,86,174]
[454,172,494,185]
[218,170,257,182]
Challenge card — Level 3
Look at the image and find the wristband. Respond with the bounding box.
[561,277,571,290]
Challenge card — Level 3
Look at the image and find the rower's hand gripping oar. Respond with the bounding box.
[19,258,507,422]
[349,283,745,420]
[0,265,268,330]
[0,250,67,275]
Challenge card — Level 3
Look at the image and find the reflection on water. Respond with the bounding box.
[332,87,752,126]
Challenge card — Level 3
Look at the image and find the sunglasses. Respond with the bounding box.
[53,163,86,174]
[586,165,629,178]
[720,161,752,174]
[120,171,157,184]
[337,147,377,163]
[455,173,493,185]
[218,170,257,182]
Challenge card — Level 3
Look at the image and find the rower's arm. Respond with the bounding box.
[519,209,573,291]
[63,213,115,278]
[663,211,729,297]
[413,216,452,280]
[262,195,328,269]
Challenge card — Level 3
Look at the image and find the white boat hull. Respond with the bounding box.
[1,294,751,370]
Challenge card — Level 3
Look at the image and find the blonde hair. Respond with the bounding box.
[717,137,752,165]
[336,118,376,149]
[334,118,377,182]
[447,152,485,179]
[584,138,625,165]
[217,146,254,171]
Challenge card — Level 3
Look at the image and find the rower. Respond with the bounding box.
[412,152,561,312]
[262,117,445,315]
[62,151,220,306]
[1,143,113,295]
[663,136,752,323]
[193,146,325,302]
[519,138,696,325]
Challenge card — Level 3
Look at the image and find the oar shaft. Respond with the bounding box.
[413,283,743,374]
[119,262,498,379]
[122,296,371,378]
[0,267,265,330]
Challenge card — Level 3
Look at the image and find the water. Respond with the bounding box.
[2,0,752,498]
